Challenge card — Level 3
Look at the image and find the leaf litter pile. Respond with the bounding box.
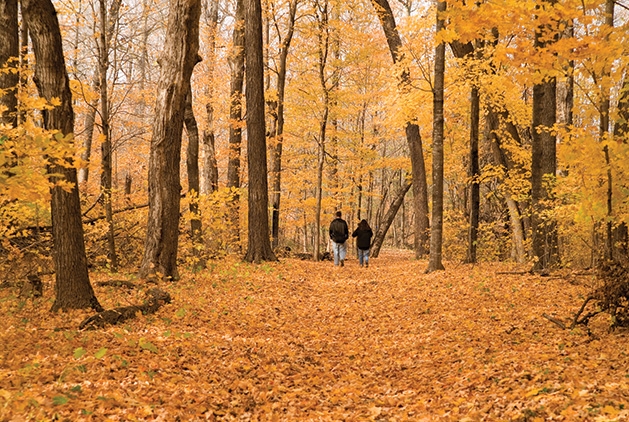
[1,250,628,421]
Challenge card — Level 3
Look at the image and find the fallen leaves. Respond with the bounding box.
[1,251,628,420]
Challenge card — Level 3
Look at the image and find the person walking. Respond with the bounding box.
[352,219,373,268]
[329,211,349,266]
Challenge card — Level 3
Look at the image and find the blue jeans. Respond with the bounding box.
[358,249,370,266]
[332,242,347,265]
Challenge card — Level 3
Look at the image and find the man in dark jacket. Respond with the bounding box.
[329,211,349,266]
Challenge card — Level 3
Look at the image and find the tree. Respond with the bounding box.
[269,0,299,250]
[371,0,430,258]
[426,0,446,273]
[0,0,18,127]
[530,0,559,272]
[226,0,245,246]
[21,0,102,311]
[243,0,276,263]
[139,0,201,279]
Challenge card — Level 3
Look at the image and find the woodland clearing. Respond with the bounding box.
[0,250,628,421]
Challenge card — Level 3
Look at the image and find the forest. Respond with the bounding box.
[1,0,629,420]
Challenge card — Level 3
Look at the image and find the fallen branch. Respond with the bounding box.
[542,313,567,330]
[79,288,171,330]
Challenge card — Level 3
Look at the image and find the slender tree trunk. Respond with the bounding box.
[243,0,276,263]
[201,0,219,194]
[466,84,480,263]
[371,178,412,258]
[371,0,429,257]
[426,0,447,273]
[139,0,201,279]
[0,0,18,127]
[270,0,297,249]
[226,0,245,247]
[600,0,614,261]
[98,0,118,271]
[184,87,202,249]
[531,0,559,271]
[21,0,102,312]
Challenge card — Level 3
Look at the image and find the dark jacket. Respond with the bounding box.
[352,227,373,250]
[329,218,349,243]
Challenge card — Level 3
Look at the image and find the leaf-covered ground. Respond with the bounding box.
[1,250,628,421]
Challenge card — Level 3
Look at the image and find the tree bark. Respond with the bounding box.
[371,178,412,258]
[201,0,219,194]
[371,0,430,258]
[139,0,201,279]
[98,0,118,271]
[21,0,102,312]
[243,0,276,263]
[426,0,447,273]
[226,0,245,247]
[466,84,480,264]
[0,0,18,127]
[269,0,297,250]
[531,0,559,271]
[184,87,202,248]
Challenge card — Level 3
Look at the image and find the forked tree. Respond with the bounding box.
[21,0,102,311]
[139,0,201,279]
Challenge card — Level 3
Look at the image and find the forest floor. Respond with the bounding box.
[1,250,628,421]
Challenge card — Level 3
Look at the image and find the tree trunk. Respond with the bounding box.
[371,178,412,258]
[466,84,480,264]
[184,87,202,248]
[600,0,614,261]
[426,0,446,273]
[371,0,430,257]
[531,0,559,271]
[270,0,297,250]
[98,0,118,272]
[226,0,245,246]
[139,0,201,279]
[201,0,219,194]
[243,0,276,263]
[21,0,102,312]
[0,0,18,127]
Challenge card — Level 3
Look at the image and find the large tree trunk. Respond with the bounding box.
[139,0,201,280]
[269,0,297,250]
[371,178,412,258]
[243,0,276,263]
[0,0,18,127]
[21,0,102,312]
[371,0,430,258]
[531,0,559,271]
[426,0,447,273]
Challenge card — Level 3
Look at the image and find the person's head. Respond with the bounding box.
[359,219,370,230]
[335,210,342,218]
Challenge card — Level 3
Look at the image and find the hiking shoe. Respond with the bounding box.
[365,262,369,268]
[340,260,344,267]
